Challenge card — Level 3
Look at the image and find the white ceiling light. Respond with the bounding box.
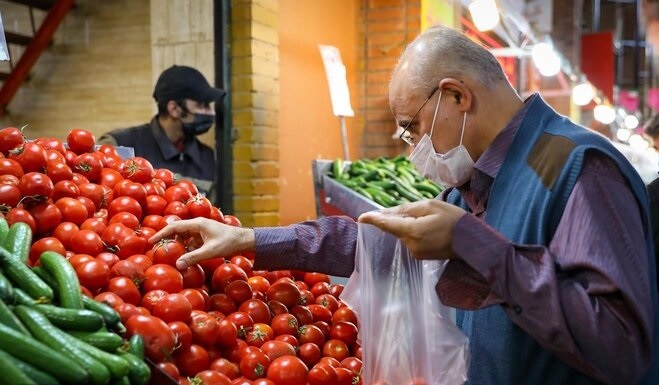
[628,134,650,151]
[469,0,501,32]
[616,128,632,142]
[594,104,616,124]
[531,42,561,77]
[623,114,639,129]
[571,82,595,106]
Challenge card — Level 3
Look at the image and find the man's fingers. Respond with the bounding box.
[149,218,202,243]
[358,211,412,237]
[176,247,213,270]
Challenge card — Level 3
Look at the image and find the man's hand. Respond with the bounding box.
[149,217,255,270]
[358,199,466,260]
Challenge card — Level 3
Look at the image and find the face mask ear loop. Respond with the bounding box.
[458,111,467,146]
[429,91,442,140]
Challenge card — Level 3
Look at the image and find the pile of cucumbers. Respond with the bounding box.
[329,156,444,207]
[0,219,150,385]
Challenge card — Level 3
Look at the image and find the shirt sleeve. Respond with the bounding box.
[252,215,357,277]
[437,152,653,384]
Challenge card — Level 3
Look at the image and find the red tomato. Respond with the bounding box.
[115,181,147,207]
[240,350,270,380]
[0,174,19,186]
[80,217,107,235]
[212,263,248,293]
[266,356,308,385]
[189,310,220,347]
[108,195,142,219]
[179,288,206,311]
[185,194,212,218]
[209,293,237,315]
[174,343,211,377]
[195,370,232,385]
[299,290,314,306]
[99,168,123,188]
[164,200,189,219]
[224,215,242,227]
[96,252,120,269]
[126,254,152,271]
[52,180,79,201]
[153,293,193,323]
[143,181,165,197]
[76,260,110,291]
[56,197,89,225]
[67,128,96,154]
[68,253,96,269]
[70,229,104,256]
[143,264,184,293]
[315,294,340,314]
[322,339,349,362]
[94,291,124,309]
[298,324,326,347]
[77,182,105,210]
[329,284,344,298]
[110,259,145,282]
[310,282,330,298]
[210,206,225,223]
[52,222,79,249]
[0,158,24,177]
[125,314,176,362]
[114,302,141,324]
[164,185,193,203]
[109,212,140,230]
[0,184,20,208]
[0,127,25,155]
[330,321,358,346]
[182,264,205,288]
[29,237,66,265]
[270,314,298,337]
[72,153,103,182]
[29,202,62,235]
[303,272,330,287]
[152,239,187,266]
[260,340,296,362]
[238,299,271,325]
[210,358,240,380]
[230,256,253,277]
[298,342,321,367]
[340,357,362,376]
[216,318,239,348]
[266,280,301,309]
[334,367,356,385]
[18,172,53,201]
[115,233,148,260]
[121,157,154,183]
[308,362,338,385]
[289,305,313,326]
[45,160,73,183]
[141,289,168,313]
[226,280,254,305]
[225,311,254,340]
[106,276,141,305]
[247,276,270,294]
[168,321,193,352]
[10,142,47,173]
[245,323,274,348]
[157,361,180,380]
[144,195,168,216]
[101,222,133,248]
[153,168,175,187]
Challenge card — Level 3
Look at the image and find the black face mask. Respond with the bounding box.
[182,113,215,136]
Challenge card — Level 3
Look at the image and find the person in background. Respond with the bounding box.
[151,25,658,385]
[645,114,659,151]
[99,65,225,199]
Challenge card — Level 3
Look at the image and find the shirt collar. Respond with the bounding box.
[149,116,206,167]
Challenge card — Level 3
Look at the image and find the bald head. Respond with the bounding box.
[392,25,509,96]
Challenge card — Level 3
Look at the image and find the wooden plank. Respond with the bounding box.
[4,31,32,46]
[6,0,57,11]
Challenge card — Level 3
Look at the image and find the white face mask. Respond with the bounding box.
[408,91,474,187]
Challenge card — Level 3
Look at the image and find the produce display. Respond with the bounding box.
[328,156,444,207]
[0,127,363,385]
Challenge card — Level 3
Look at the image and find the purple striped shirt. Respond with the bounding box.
[253,95,653,383]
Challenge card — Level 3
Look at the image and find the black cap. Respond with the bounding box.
[153,65,226,104]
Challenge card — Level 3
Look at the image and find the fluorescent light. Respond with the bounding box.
[572,82,595,106]
[532,43,561,77]
[469,0,500,32]
[594,104,616,124]
[629,134,650,151]
[616,128,632,142]
[624,114,639,129]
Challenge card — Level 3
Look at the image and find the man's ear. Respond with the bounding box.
[167,100,181,118]
[439,78,472,112]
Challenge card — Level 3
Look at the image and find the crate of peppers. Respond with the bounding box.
[0,126,364,385]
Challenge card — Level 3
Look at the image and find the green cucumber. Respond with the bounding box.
[83,296,123,332]
[0,297,29,334]
[0,271,13,302]
[60,330,130,379]
[40,251,84,309]
[0,350,59,385]
[14,305,111,385]
[0,322,88,384]
[33,304,105,332]
[0,245,53,301]
[110,376,131,385]
[119,351,151,385]
[12,287,36,306]
[127,334,145,359]
[0,217,9,244]
[332,158,344,179]
[413,181,441,196]
[70,330,125,352]
[2,221,32,263]
[0,348,37,385]
[31,266,58,292]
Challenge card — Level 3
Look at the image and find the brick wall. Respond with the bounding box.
[0,0,152,139]
[357,0,421,159]
[231,0,280,227]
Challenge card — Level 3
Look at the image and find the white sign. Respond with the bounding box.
[318,45,354,117]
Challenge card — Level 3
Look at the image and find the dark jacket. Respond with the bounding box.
[98,116,216,196]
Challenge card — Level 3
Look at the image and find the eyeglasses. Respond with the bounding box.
[398,86,440,146]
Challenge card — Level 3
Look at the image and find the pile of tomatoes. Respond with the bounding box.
[0,126,363,385]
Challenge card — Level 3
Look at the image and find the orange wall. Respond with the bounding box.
[278,0,359,224]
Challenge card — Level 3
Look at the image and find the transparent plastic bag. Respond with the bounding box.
[342,223,469,385]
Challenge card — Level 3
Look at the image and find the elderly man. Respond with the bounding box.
[152,26,658,385]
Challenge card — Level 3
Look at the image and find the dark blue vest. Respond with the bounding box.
[447,97,658,385]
